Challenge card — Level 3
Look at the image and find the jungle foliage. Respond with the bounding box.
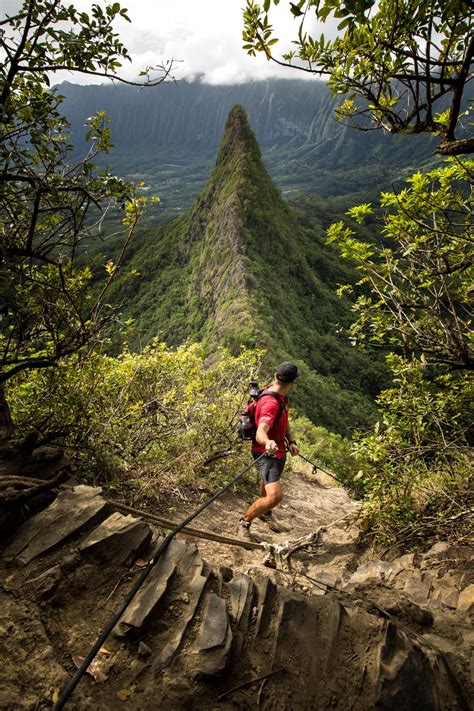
[327,160,473,372]
[0,0,171,437]
[104,105,388,437]
[6,344,264,495]
[1,3,371,499]
[2,0,471,544]
[328,160,473,541]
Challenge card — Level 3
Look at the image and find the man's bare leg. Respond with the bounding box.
[258,479,274,520]
[243,482,282,523]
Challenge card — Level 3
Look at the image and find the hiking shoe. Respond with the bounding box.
[237,517,252,542]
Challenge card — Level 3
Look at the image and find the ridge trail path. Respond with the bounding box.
[187,464,362,592]
[0,463,472,710]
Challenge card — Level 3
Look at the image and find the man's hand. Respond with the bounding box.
[265,440,278,454]
[289,443,299,456]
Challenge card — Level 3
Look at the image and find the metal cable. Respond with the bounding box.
[296,451,352,488]
[54,452,268,709]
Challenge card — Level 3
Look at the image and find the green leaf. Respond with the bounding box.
[290,3,304,16]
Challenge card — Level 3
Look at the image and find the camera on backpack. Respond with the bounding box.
[249,380,259,401]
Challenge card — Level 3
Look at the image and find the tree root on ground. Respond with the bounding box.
[261,526,327,570]
[0,470,69,502]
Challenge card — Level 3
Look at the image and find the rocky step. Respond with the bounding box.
[0,485,471,710]
[344,545,474,614]
[3,486,112,565]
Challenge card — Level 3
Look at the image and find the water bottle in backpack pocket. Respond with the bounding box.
[237,380,286,441]
[237,409,256,440]
[237,380,259,441]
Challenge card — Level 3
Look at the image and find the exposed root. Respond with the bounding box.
[262,526,327,570]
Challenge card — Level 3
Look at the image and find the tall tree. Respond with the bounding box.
[0,1,172,439]
[243,0,473,155]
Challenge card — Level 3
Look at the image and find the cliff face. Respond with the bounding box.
[61,79,350,153]
[107,105,387,435]
[59,79,436,219]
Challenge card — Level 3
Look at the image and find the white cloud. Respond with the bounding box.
[105,0,317,85]
[3,0,336,85]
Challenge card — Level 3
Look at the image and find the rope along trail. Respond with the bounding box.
[53,452,269,709]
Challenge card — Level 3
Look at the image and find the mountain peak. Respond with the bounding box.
[214,104,261,170]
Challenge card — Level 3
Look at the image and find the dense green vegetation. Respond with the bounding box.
[105,105,388,437]
[7,340,362,503]
[0,0,370,494]
[0,0,167,439]
[7,344,263,493]
[2,0,471,548]
[328,161,473,542]
[243,0,473,543]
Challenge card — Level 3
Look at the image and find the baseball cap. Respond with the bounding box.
[276,361,299,383]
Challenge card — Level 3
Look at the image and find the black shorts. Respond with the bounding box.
[252,452,286,486]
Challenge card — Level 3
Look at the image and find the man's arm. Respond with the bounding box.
[286,424,300,456]
[256,422,278,453]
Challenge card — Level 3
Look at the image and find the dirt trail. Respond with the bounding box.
[0,462,472,710]
[192,466,361,590]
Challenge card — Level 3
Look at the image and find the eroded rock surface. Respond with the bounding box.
[0,482,472,710]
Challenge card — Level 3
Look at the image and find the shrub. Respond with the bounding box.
[352,355,473,543]
[7,342,263,499]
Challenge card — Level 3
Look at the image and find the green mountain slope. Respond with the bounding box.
[108,106,387,435]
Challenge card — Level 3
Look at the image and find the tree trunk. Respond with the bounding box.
[0,384,15,442]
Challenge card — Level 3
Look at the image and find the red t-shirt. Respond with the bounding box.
[251,388,288,459]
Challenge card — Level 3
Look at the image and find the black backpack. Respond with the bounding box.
[237,389,286,441]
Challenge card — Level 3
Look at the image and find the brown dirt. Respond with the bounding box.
[0,461,472,710]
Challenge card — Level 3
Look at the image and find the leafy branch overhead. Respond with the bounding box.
[0,0,174,439]
[0,0,174,94]
[243,0,474,155]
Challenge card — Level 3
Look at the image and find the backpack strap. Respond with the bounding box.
[256,390,286,419]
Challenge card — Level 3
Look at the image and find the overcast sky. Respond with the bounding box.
[3,0,332,85]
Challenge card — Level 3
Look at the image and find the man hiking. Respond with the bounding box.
[238,361,300,540]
